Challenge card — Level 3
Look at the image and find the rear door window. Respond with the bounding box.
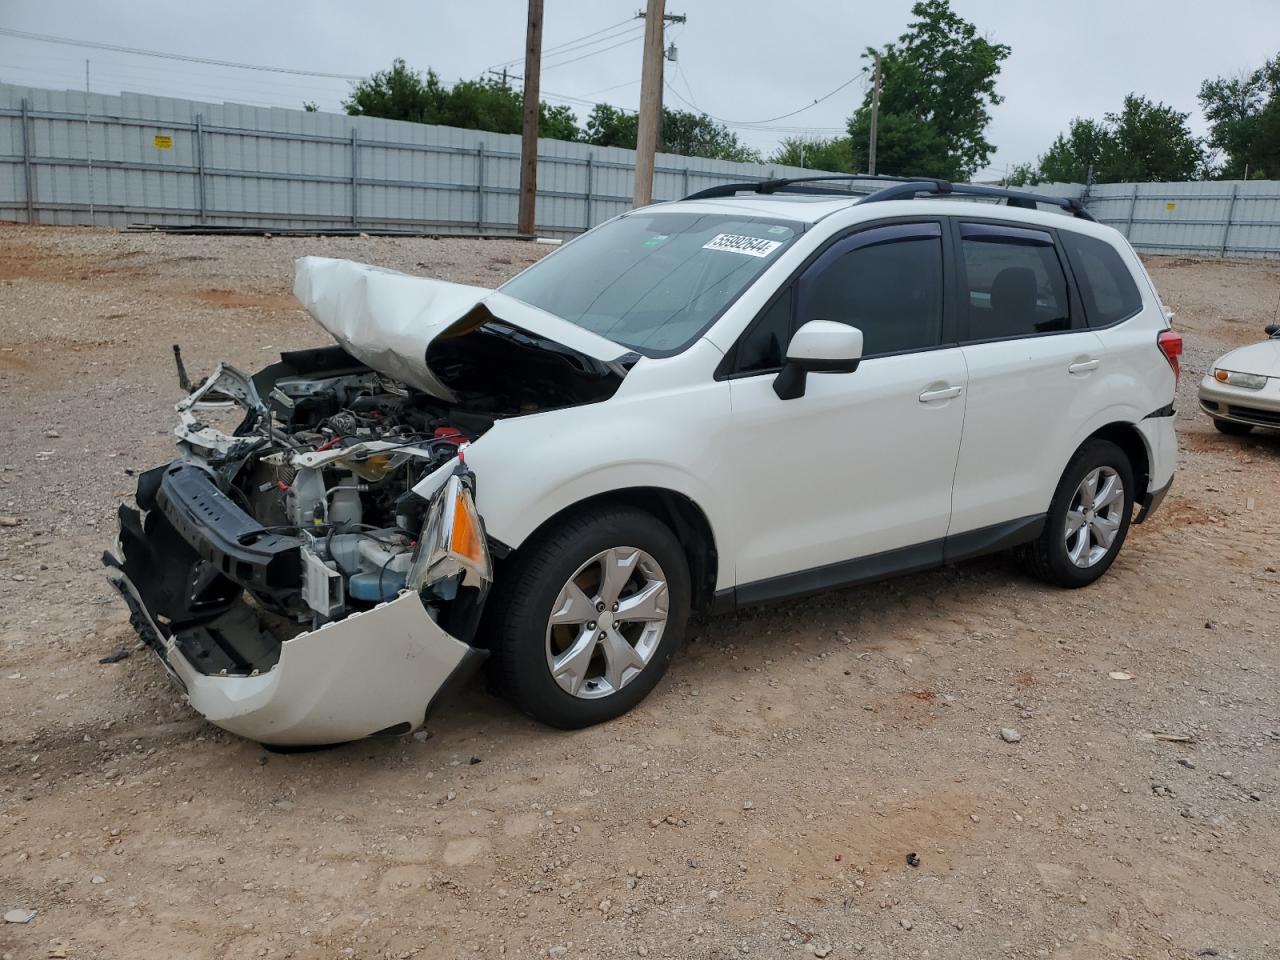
[959,223,1071,340]
[1060,231,1143,327]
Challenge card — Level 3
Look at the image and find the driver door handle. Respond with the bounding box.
[919,384,963,403]
[1068,358,1101,374]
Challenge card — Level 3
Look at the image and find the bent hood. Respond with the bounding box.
[293,256,629,400]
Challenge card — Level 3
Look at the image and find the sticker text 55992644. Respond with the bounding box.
[702,234,783,258]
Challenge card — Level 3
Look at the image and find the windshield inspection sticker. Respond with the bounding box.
[702,233,783,257]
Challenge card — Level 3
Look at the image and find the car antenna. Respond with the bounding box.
[172,344,192,393]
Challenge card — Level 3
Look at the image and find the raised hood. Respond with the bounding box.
[293,256,630,401]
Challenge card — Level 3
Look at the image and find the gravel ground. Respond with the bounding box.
[1,224,1279,960]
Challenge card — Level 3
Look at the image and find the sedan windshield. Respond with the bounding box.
[500,211,801,356]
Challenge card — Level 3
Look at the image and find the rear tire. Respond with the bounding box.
[485,506,690,729]
[1023,439,1134,589]
[1213,418,1254,436]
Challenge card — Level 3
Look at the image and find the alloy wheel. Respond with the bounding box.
[1064,466,1124,568]
[544,547,669,700]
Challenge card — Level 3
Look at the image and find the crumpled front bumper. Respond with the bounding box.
[102,471,487,746]
[106,562,483,745]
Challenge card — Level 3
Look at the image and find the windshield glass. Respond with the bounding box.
[500,211,801,356]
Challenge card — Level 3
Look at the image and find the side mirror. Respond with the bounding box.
[773,320,863,400]
[1266,323,1280,337]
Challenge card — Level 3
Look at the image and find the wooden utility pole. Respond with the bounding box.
[867,54,881,176]
[633,0,666,207]
[517,0,544,236]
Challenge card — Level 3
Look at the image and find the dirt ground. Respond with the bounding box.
[1,224,1278,960]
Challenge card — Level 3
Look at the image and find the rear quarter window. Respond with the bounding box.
[1061,231,1143,327]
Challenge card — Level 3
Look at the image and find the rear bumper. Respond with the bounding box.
[103,465,486,747]
[1135,476,1171,524]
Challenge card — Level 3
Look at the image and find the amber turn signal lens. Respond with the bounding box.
[448,491,486,566]
[1215,369,1229,382]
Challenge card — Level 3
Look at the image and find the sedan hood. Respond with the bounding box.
[293,256,629,401]
[1214,338,1280,376]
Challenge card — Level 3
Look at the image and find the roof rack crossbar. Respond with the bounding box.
[680,173,1095,222]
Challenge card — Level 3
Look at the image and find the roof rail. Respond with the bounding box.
[681,174,942,201]
[857,180,1096,221]
[681,173,1095,221]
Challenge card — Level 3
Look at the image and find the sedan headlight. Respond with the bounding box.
[1213,368,1268,390]
[406,470,492,593]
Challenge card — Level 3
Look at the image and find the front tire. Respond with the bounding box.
[486,506,690,729]
[1213,418,1254,436]
[1023,439,1134,588]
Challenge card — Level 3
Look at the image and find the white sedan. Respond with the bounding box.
[1198,323,1280,434]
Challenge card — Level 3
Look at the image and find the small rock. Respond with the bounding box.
[1177,758,1196,769]
[3,909,36,924]
[547,947,568,958]
[812,947,832,958]
[1000,728,1022,743]
[91,874,106,884]
[1248,791,1262,802]
[44,430,60,438]
[742,800,754,811]
[0,516,23,527]
[900,918,913,930]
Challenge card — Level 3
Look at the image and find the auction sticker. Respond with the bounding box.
[702,233,782,257]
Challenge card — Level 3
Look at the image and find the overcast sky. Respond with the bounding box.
[3,0,1278,179]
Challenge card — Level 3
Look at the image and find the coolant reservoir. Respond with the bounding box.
[348,570,407,602]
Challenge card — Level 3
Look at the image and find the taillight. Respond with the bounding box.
[1157,330,1183,386]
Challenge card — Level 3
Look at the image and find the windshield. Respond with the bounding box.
[500,211,802,356]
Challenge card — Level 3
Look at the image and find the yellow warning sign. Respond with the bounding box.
[153,135,173,150]
[1165,201,1176,212]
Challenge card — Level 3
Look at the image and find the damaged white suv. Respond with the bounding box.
[106,175,1179,746]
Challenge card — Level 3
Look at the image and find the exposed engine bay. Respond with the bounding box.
[102,256,635,745]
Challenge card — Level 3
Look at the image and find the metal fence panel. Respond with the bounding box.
[0,82,832,236]
[3,82,1280,256]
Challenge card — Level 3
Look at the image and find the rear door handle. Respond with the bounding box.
[919,385,963,403]
[1068,358,1100,374]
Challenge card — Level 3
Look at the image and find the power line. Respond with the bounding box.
[483,18,638,73]
[667,70,864,127]
[0,26,364,80]
[542,33,643,72]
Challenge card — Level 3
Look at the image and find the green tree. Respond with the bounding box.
[769,136,857,172]
[1036,118,1112,183]
[847,0,1010,180]
[343,59,582,140]
[1034,96,1202,183]
[343,59,448,123]
[1005,162,1041,186]
[1199,57,1280,178]
[583,103,760,162]
[583,103,637,147]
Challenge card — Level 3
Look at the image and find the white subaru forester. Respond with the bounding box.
[107,176,1179,745]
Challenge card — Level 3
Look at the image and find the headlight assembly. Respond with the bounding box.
[406,470,492,593]
[1213,368,1267,390]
